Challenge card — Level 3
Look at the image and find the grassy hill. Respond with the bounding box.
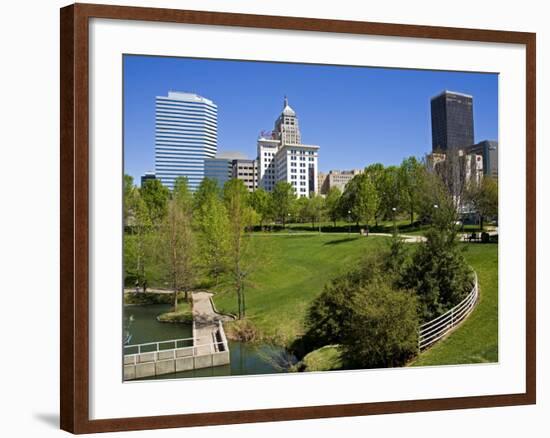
[212,234,388,346]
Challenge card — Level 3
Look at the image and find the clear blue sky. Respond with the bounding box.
[124,55,498,182]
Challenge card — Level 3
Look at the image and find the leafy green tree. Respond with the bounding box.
[197,194,230,285]
[308,194,326,232]
[140,178,170,225]
[124,188,152,292]
[379,165,403,221]
[249,188,271,229]
[339,173,380,231]
[123,176,153,290]
[271,181,296,227]
[193,177,220,212]
[294,196,310,224]
[325,187,342,227]
[399,156,425,225]
[124,174,136,226]
[339,175,361,226]
[364,163,386,226]
[465,176,498,230]
[173,176,193,214]
[157,192,196,309]
[352,173,380,232]
[223,179,255,319]
[417,171,457,230]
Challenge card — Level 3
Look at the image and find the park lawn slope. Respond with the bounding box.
[212,234,388,346]
[410,243,498,366]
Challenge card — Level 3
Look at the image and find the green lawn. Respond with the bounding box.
[126,230,498,366]
[212,234,389,346]
[410,243,498,366]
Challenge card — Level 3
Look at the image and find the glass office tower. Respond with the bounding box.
[155,91,217,191]
[431,90,474,152]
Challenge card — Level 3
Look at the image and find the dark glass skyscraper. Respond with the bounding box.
[431,90,474,151]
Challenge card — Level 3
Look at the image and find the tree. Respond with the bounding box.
[158,189,196,310]
[325,187,342,227]
[140,179,170,225]
[465,176,498,230]
[123,176,152,290]
[399,156,425,225]
[417,171,458,229]
[308,194,326,232]
[294,196,310,224]
[223,179,254,319]
[249,188,271,229]
[173,176,193,214]
[351,173,380,232]
[194,177,220,212]
[379,165,403,222]
[364,163,386,226]
[124,174,135,226]
[431,148,469,209]
[271,181,296,227]
[197,194,230,285]
[400,226,472,321]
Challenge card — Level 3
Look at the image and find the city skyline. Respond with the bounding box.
[124,55,498,184]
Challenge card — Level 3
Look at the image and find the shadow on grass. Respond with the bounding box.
[323,237,360,245]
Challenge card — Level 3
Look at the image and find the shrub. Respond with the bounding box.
[342,280,419,369]
[304,255,419,369]
[226,319,259,342]
[304,255,382,350]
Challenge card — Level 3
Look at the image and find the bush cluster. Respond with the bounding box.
[304,228,474,369]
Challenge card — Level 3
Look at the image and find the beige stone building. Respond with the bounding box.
[318,169,363,194]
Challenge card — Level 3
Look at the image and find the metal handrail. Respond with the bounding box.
[124,336,194,355]
[418,272,479,350]
[124,339,225,357]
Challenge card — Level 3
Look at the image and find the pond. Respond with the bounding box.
[124,304,290,379]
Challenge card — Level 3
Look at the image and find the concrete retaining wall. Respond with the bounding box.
[124,349,230,380]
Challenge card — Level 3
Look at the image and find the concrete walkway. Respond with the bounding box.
[252,231,426,243]
[367,233,427,243]
[192,292,233,356]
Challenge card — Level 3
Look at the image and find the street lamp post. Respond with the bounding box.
[347,210,351,236]
[392,207,397,235]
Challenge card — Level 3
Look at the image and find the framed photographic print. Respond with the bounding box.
[60,3,536,434]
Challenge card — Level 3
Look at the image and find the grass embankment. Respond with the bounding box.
[298,345,343,372]
[124,291,193,324]
[212,234,388,346]
[410,243,498,366]
[156,299,193,324]
[124,291,172,305]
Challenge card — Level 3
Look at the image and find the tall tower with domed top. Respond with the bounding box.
[274,96,301,145]
[257,96,320,197]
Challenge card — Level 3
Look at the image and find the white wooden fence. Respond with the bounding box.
[418,272,479,350]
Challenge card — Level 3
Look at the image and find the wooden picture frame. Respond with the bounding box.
[60,2,536,433]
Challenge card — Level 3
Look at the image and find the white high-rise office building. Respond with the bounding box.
[257,97,319,197]
[155,91,217,191]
